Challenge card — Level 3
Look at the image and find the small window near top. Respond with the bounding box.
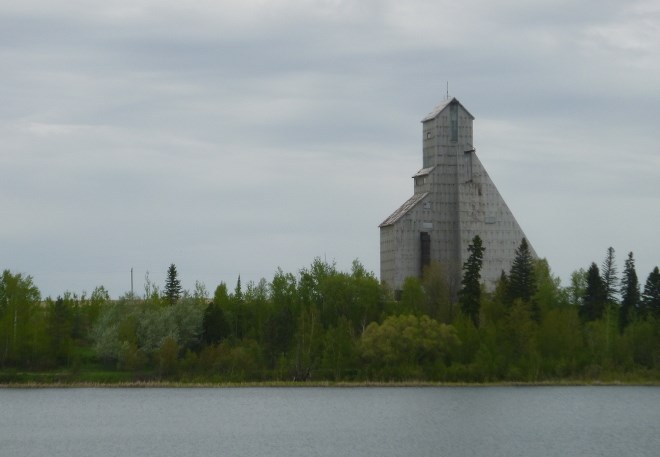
[426,131,431,139]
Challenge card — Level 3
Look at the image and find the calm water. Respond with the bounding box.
[1,386,659,457]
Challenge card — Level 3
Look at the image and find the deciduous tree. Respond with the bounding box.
[359,314,458,379]
[422,262,451,322]
[47,296,73,365]
[0,270,41,367]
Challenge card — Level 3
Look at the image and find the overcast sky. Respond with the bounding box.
[2,0,659,299]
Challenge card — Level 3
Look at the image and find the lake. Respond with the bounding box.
[1,386,659,456]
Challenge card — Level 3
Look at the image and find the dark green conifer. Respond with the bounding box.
[507,238,536,305]
[619,252,639,330]
[601,247,619,305]
[641,266,660,318]
[580,262,607,322]
[202,302,229,345]
[164,263,182,305]
[459,235,485,326]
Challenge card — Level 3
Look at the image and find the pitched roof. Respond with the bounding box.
[421,97,475,122]
[379,192,429,227]
[413,166,435,178]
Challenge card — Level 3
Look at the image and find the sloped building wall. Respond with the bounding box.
[456,151,537,290]
[380,97,535,294]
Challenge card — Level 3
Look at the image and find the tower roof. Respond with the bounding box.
[421,97,475,122]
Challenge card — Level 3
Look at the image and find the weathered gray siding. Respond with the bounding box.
[380,97,535,294]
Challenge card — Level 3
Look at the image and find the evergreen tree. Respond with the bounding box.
[508,238,536,305]
[459,235,485,327]
[580,262,607,322]
[641,266,660,318]
[164,263,182,305]
[601,247,619,305]
[201,302,229,345]
[233,275,243,304]
[229,276,243,338]
[619,252,639,330]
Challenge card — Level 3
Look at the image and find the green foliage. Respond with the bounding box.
[507,238,537,306]
[537,308,583,376]
[292,305,322,381]
[501,300,539,378]
[0,270,42,368]
[3,254,660,384]
[601,247,619,305]
[566,269,587,307]
[202,302,229,345]
[164,263,182,305]
[529,259,567,334]
[320,317,357,380]
[581,263,607,322]
[47,297,73,366]
[459,235,484,326]
[158,336,180,377]
[359,314,458,379]
[422,262,451,322]
[622,317,660,369]
[400,277,425,315]
[92,292,205,367]
[620,252,640,331]
[641,267,660,318]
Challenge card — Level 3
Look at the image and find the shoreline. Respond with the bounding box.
[2,380,659,388]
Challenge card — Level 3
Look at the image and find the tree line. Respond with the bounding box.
[1,243,659,383]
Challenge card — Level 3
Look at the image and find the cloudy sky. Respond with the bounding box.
[2,0,659,298]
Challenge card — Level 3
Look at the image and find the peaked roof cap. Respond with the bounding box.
[421,97,475,122]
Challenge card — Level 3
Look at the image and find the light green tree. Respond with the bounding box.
[400,276,425,315]
[360,314,458,379]
[0,270,41,367]
[422,262,451,322]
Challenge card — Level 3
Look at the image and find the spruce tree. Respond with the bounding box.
[164,263,182,305]
[202,302,229,345]
[508,238,536,304]
[459,235,485,327]
[601,247,619,305]
[580,262,607,322]
[641,266,660,318]
[619,252,640,330]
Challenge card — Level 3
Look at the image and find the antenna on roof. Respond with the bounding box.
[446,81,449,100]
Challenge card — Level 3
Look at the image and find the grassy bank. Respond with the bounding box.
[2,369,659,388]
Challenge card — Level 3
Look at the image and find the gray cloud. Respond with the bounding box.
[2,0,658,297]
